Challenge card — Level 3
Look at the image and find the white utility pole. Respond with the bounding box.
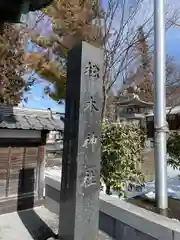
[154,0,168,211]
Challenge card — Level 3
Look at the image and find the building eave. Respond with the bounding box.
[117,94,154,107]
[146,105,180,118]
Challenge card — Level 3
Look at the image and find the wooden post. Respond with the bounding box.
[37,146,45,199]
[6,147,12,198]
[59,42,103,240]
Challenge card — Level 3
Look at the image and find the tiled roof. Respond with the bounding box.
[0,105,64,131]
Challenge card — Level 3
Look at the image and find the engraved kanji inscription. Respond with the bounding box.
[82,133,97,152]
[80,168,97,188]
[84,96,99,112]
[84,61,100,79]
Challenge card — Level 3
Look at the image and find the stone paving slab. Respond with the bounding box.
[0,207,110,240]
[0,207,58,240]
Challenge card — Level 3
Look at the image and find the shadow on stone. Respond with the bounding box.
[17,168,57,240]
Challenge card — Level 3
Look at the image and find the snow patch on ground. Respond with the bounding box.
[142,166,180,200]
[100,166,180,200]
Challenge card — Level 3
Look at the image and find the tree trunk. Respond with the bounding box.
[105,183,111,195]
[101,86,107,120]
[114,103,119,122]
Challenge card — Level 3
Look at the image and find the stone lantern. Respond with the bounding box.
[0,0,52,23]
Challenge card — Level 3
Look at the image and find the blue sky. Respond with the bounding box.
[166,27,180,58]
[22,24,180,114]
[24,82,65,112]
[22,40,65,113]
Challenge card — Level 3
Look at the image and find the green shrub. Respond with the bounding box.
[167,130,180,169]
[101,122,145,197]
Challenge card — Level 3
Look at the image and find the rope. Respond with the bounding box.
[154,122,169,134]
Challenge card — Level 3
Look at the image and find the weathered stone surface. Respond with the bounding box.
[0,207,58,239]
[115,221,157,240]
[174,230,180,240]
[0,205,109,240]
[45,176,180,240]
[59,41,104,240]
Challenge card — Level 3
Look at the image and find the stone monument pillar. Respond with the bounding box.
[59,42,104,240]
